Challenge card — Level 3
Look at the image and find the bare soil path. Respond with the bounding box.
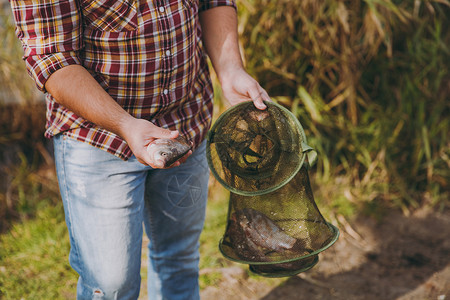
[200,207,450,300]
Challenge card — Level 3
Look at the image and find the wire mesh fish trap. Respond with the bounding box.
[207,101,339,277]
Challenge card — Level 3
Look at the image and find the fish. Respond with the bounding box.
[248,109,270,122]
[234,208,297,251]
[226,219,266,261]
[146,135,192,168]
[227,208,298,261]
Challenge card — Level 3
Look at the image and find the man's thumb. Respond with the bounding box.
[152,125,179,139]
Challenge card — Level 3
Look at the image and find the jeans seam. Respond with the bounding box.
[145,181,160,261]
[60,136,85,278]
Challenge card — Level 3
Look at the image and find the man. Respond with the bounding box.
[10,0,270,299]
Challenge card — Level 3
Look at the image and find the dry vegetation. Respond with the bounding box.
[0,0,449,298]
[238,0,449,214]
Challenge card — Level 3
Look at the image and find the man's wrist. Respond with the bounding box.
[217,64,245,86]
[116,115,138,141]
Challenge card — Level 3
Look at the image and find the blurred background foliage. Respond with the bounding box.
[238,0,449,215]
[0,0,448,235]
[0,0,449,297]
[0,0,54,233]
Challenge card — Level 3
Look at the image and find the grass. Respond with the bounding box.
[200,179,230,271]
[0,149,58,232]
[0,172,277,298]
[0,201,77,299]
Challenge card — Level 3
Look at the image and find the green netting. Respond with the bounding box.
[219,168,339,277]
[207,101,307,196]
[207,101,339,277]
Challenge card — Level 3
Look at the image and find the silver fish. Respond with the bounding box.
[146,135,192,168]
[232,208,297,252]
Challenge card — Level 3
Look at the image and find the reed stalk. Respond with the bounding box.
[238,0,449,212]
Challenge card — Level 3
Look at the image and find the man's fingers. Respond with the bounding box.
[150,127,179,140]
[260,89,271,102]
[248,84,270,110]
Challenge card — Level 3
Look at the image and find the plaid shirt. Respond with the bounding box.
[11,0,236,160]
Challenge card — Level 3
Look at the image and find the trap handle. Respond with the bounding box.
[301,142,317,169]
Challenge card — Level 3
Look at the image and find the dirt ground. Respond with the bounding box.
[200,206,450,300]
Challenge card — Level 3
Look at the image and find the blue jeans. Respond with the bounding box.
[53,134,209,300]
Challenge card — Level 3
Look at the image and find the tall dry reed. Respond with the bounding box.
[238,0,449,213]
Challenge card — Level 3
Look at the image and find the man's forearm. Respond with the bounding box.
[199,6,269,109]
[45,65,135,139]
[199,6,243,84]
[45,64,180,167]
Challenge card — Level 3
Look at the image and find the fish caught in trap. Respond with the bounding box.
[206,100,339,277]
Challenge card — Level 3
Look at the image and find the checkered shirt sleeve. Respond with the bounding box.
[10,0,83,92]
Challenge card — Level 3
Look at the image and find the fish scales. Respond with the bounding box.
[227,216,267,261]
[228,208,298,261]
[146,135,192,168]
[245,209,296,251]
[238,208,297,251]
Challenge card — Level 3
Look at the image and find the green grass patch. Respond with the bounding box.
[0,201,77,299]
[199,271,222,290]
[0,176,263,297]
[200,179,230,267]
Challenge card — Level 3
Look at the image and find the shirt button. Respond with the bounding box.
[163,89,169,95]
[159,6,165,13]
[165,50,171,56]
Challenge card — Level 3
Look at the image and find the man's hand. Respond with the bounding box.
[120,118,192,168]
[46,65,191,168]
[219,68,270,109]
